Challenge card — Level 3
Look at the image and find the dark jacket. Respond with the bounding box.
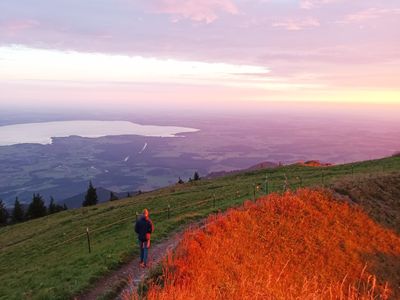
[134,216,154,242]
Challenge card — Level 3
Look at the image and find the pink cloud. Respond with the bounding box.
[300,0,343,9]
[0,19,40,36]
[151,0,238,23]
[340,8,400,23]
[272,18,320,31]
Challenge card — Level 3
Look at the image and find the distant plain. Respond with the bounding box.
[0,108,399,206]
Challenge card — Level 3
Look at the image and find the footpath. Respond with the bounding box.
[75,227,192,300]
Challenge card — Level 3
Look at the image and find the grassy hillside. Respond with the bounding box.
[0,156,399,299]
[142,189,400,299]
[333,173,400,234]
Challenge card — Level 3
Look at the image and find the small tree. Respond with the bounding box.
[26,194,47,220]
[127,192,131,198]
[12,197,24,223]
[109,191,119,201]
[193,171,200,181]
[0,200,9,226]
[178,177,184,184]
[83,181,98,207]
[48,197,65,214]
[48,197,56,214]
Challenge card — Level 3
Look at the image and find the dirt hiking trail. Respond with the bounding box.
[74,223,200,300]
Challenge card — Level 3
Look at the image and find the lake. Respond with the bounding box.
[0,120,199,146]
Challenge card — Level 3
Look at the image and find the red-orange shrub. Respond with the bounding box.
[139,189,400,299]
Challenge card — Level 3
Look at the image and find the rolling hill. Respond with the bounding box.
[142,189,400,299]
[0,156,399,299]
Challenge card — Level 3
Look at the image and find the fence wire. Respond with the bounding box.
[1,163,395,256]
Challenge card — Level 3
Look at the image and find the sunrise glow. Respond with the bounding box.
[0,0,399,109]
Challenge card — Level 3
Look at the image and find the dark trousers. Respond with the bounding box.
[139,240,149,264]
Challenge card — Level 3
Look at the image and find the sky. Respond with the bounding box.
[0,0,399,112]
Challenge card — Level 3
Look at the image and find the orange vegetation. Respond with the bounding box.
[298,160,333,167]
[140,189,400,299]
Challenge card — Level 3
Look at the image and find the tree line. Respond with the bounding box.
[0,181,101,226]
[1,172,202,227]
[0,194,67,226]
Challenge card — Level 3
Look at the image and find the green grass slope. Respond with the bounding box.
[333,172,400,234]
[0,156,399,299]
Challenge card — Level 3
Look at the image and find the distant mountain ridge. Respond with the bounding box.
[206,159,333,179]
[59,187,139,209]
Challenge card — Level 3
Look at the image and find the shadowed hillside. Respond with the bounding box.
[141,189,400,299]
[333,173,400,234]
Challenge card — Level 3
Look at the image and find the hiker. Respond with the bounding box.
[134,208,154,268]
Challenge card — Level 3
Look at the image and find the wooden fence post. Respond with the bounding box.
[167,204,170,219]
[283,173,288,192]
[86,227,91,254]
[213,193,216,208]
